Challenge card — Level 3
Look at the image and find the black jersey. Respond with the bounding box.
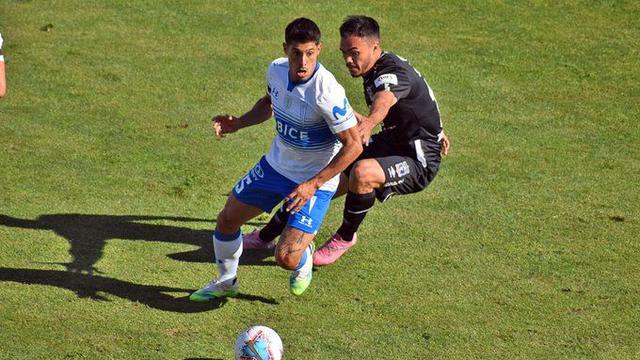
[363,52,442,155]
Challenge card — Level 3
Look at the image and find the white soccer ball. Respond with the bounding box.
[235,325,284,360]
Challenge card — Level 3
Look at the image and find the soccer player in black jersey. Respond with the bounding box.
[243,15,450,266]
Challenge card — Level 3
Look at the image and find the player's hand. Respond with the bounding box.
[284,180,318,213]
[441,132,450,156]
[212,114,239,138]
[357,118,375,146]
[354,110,364,124]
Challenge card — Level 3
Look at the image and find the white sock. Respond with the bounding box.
[213,229,242,282]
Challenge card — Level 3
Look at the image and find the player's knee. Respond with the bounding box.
[275,250,299,270]
[350,161,376,189]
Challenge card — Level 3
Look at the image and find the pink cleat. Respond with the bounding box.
[242,229,275,250]
[313,233,357,266]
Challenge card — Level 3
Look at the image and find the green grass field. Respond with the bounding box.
[1,1,639,358]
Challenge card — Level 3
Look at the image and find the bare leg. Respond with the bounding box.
[275,226,315,270]
[276,225,317,295]
[216,193,264,234]
[347,159,386,194]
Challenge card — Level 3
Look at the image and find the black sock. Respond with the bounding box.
[259,205,290,242]
[336,191,375,241]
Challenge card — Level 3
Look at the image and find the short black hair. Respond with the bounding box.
[340,15,380,39]
[285,17,321,45]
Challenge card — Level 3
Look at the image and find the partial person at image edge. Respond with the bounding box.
[0,32,6,98]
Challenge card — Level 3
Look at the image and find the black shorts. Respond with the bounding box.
[345,135,441,202]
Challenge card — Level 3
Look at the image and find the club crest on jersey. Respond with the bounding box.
[374,73,398,90]
[388,161,410,178]
[396,161,410,177]
[251,163,264,179]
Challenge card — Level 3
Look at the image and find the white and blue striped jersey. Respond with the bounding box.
[264,58,357,192]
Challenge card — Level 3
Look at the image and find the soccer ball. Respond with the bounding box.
[235,325,283,360]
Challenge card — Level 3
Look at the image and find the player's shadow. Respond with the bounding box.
[0,213,274,274]
[0,267,277,313]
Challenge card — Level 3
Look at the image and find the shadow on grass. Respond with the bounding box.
[0,213,273,274]
[0,267,278,313]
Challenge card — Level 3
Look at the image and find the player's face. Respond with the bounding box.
[284,41,322,82]
[340,35,379,77]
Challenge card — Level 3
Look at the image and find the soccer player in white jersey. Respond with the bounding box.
[245,16,451,267]
[190,18,362,300]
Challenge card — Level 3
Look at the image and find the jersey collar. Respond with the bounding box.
[287,62,321,91]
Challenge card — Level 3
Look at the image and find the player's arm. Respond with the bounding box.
[357,91,397,144]
[212,94,272,138]
[284,126,362,213]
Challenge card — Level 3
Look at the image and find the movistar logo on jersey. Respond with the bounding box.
[332,98,349,120]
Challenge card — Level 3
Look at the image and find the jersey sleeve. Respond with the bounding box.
[0,33,4,61]
[371,64,411,100]
[266,62,273,96]
[317,82,357,134]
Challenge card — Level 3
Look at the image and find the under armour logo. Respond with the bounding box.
[299,216,313,228]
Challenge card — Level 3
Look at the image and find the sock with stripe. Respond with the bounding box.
[336,191,375,242]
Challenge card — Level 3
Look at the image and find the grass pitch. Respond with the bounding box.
[1,1,639,358]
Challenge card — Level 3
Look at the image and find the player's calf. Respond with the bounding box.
[275,227,314,270]
[216,209,243,234]
[275,242,306,270]
[275,251,299,270]
[276,228,316,296]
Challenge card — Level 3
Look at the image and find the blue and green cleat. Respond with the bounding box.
[289,243,314,296]
[190,278,239,301]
